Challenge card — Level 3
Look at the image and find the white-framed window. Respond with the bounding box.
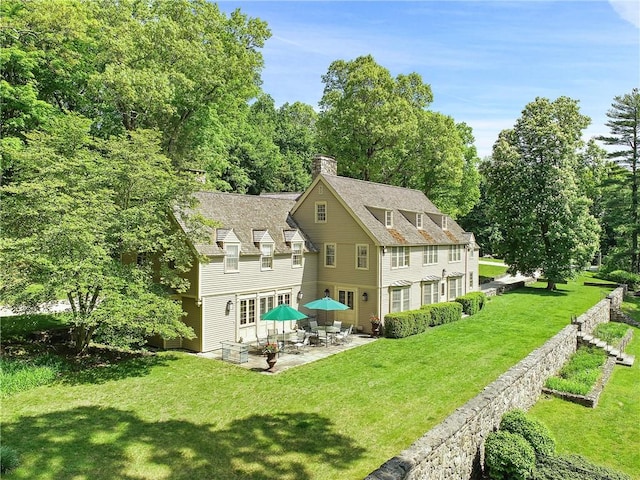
[448,277,463,299]
[416,213,423,229]
[260,243,274,270]
[391,246,409,269]
[469,273,474,289]
[469,244,475,258]
[292,242,303,267]
[259,296,274,318]
[391,287,410,312]
[277,292,291,305]
[448,245,462,262]
[239,298,256,325]
[225,243,240,272]
[325,243,336,267]
[356,244,369,270]
[385,210,393,228]
[423,245,438,265]
[422,282,439,305]
[315,201,327,223]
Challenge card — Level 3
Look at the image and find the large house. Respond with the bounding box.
[165,155,479,352]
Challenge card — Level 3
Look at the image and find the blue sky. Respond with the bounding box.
[218,1,639,158]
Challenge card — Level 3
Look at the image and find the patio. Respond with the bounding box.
[197,332,377,374]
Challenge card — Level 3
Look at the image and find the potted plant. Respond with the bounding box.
[370,314,381,338]
[263,343,280,371]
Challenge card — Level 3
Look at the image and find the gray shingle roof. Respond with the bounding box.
[320,175,469,246]
[176,191,316,256]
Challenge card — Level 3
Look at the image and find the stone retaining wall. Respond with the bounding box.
[365,288,623,480]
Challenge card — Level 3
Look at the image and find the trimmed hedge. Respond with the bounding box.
[383,302,462,338]
[500,409,555,458]
[422,302,463,326]
[485,430,536,480]
[596,269,640,290]
[455,291,487,315]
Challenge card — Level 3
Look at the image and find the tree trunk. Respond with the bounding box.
[546,280,556,291]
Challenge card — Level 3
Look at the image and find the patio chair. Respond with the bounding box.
[332,320,342,330]
[308,320,319,333]
[335,325,353,344]
[292,330,309,353]
[267,329,278,344]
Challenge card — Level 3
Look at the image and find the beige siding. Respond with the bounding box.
[200,255,310,296]
[180,297,202,352]
[201,296,236,351]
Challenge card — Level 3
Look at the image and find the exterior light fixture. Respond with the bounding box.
[297,291,304,301]
[362,292,368,302]
[442,269,447,279]
[226,300,233,312]
[324,288,330,298]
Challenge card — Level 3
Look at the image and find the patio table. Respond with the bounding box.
[315,326,340,347]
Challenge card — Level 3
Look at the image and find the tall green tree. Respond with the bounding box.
[317,55,432,182]
[317,55,480,216]
[0,115,205,353]
[598,88,640,272]
[483,97,600,290]
[2,0,270,174]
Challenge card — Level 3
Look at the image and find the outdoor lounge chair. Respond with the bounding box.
[292,330,310,353]
[335,325,353,344]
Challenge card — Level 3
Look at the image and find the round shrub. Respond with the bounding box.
[0,445,20,474]
[500,409,555,458]
[485,430,536,480]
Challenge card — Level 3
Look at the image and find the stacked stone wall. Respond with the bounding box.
[365,290,621,480]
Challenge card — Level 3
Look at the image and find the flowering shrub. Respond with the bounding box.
[263,343,279,354]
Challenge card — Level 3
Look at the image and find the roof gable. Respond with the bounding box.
[314,175,470,246]
[175,191,316,256]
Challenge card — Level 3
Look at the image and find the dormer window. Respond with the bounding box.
[225,243,240,272]
[416,213,423,229]
[442,216,448,230]
[260,243,274,270]
[385,210,393,228]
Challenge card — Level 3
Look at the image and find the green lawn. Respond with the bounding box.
[0,276,618,479]
[479,263,509,280]
[479,257,506,264]
[530,295,640,480]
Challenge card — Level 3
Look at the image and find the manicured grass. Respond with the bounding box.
[479,263,509,280]
[0,276,616,479]
[530,295,640,480]
[480,257,506,264]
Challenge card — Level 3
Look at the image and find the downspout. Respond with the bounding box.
[379,245,384,327]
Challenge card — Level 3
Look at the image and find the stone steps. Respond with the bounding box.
[577,333,635,367]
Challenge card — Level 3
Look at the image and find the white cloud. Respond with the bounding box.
[609,0,640,28]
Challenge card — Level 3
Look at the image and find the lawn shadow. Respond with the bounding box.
[61,351,180,386]
[503,285,568,297]
[2,406,365,479]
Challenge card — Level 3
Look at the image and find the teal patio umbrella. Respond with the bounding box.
[261,304,308,344]
[303,295,349,325]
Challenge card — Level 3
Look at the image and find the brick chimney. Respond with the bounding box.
[312,154,337,179]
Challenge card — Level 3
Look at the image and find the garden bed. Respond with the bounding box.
[542,328,634,408]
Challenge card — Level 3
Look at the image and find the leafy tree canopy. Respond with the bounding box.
[317,54,479,217]
[483,96,601,289]
[0,114,207,353]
